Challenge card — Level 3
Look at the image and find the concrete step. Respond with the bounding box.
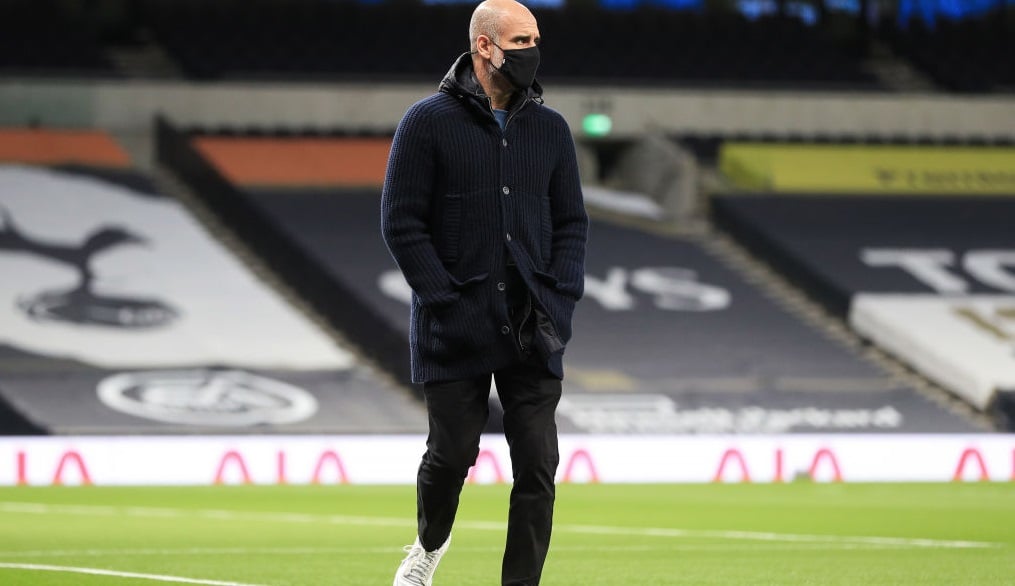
[862,40,939,93]
[106,43,183,80]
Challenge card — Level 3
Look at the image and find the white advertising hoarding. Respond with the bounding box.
[1,434,1012,486]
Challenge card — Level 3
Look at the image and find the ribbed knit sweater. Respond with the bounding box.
[381,53,588,383]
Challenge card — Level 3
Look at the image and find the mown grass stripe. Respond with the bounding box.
[0,501,997,550]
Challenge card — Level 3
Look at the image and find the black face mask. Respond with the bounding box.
[492,42,540,90]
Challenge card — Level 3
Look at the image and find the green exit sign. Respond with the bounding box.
[582,113,613,137]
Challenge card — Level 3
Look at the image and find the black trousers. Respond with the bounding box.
[417,355,562,586]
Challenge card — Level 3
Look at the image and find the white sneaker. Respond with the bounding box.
[392,535,450,586]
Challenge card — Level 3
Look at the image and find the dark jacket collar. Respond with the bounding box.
[438,52,544,116]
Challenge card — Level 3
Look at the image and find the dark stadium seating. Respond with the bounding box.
[536,9,879,88]
[3,0,1011,93]
[0,1,119,77]
[885,13,1015,93]
[142,0,467,81]
[139,0,881,89]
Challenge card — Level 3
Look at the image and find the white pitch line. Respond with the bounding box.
[0,562,265,586]
[549,523,998,550]
[0,501,999,550]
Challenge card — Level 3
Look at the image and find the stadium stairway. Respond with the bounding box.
[859,40,939,93]
[105,40,185,80]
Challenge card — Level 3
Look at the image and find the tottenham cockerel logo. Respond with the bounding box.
[0,206,178,329]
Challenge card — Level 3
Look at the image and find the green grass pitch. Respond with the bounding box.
[0,483,1013,585]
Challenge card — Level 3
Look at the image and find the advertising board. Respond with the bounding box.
[2,434,1012,485]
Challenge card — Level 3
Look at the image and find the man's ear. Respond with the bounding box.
[476,35,494,60]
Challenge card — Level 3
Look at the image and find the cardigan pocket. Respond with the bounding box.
[428,274,489,353]
[542,293,576,344]
[449,272,490,289]
[532,269,560,288]
[531,271,576,344]
[440,193,462,264]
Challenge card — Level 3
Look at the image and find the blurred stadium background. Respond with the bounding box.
[1,0,1014,485]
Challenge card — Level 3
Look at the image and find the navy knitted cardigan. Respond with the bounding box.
[381,53,588,384]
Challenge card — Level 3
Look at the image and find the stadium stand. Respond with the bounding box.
[885,12,1015,93]
[1,0,1011,445]
[713,193,1015,429]
[0,350,46,434]
[535,9,880,88]
[157,122,985,434]
[0,0,119,77]
[0,128,425,434]
[2,0,1010,93]
[141,0,469,82]
[137,0,880,88]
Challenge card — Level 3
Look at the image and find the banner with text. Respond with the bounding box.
[719,143,1015,194]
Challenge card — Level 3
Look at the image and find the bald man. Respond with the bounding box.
[381,1,588,584]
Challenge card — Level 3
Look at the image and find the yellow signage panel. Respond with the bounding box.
[719,143,1015,194]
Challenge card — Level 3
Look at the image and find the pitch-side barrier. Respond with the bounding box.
[2,434,1012,485]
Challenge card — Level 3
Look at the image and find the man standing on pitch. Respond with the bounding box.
[381,0,588,584]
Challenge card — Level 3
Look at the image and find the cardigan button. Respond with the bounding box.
[497,281,506,291]
[502,138,508,147]
[505,233,512,242]
[502,186,510,195]
[501,325,511,335]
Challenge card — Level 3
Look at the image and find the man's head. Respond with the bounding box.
[469,0,541,94]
